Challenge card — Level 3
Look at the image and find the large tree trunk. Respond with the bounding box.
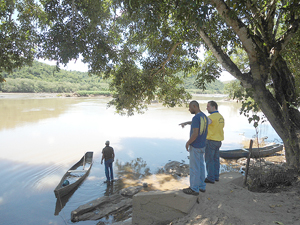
[249,58,300,171]
[254,92,300,171]
[284,128,300,171]
[204,0,300,171]
[272,57,300,171]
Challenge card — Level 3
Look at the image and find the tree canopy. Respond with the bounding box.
[1,0,300,169]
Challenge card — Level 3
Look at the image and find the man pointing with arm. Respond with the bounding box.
[180,100,208,195]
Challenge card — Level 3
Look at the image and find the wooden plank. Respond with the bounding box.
[243,139,253,187]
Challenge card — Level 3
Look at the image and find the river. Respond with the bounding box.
[0,93,282,224]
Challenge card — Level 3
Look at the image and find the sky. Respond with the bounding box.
[219,71,235,82]
[39,59,235,82]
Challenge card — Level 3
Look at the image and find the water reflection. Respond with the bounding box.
[104,181,114,196]
[116,158,151,181]
[106,157,188,194]
[115,157,189,192]
[54,186,77,215]
[0,95,81,131]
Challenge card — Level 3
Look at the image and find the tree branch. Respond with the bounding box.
[265,0,277,40]
[270,19,300,67]
[150,41,182,77]
[245,0,264,38]
[265,0,277,22]
[196,27,253,88]
[273,9,283,39]
[210,0,257,61]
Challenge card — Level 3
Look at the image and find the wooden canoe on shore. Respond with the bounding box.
[54,152,93,198]
[219,149,249,159]
[220,144,283,159]
[248,144,283,158]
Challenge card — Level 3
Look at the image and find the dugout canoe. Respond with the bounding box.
[219,149,250,159]
[248,144,283,158]
[54,151,93,198]
[220,144,283,159]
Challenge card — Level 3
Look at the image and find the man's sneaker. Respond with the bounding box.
[205,178,215,184]
[199,189,206,193]
[182,187,199,196]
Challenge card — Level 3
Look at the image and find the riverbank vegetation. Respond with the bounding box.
[0,61,109,95]
[0,61,225,95]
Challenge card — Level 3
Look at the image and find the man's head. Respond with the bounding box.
[189,100,200,114]
[207,101,218,114]
[105,140,110,146]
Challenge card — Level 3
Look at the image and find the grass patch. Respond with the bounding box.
[76,90,111,96]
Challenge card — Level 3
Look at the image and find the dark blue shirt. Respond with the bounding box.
[190,112,208,148]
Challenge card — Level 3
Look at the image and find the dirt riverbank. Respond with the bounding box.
[169,150,300,225]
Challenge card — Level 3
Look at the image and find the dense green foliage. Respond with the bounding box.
[282,29,300,98]
[0,61,224,94]
[0,0,47,82]
[0,61,109,93]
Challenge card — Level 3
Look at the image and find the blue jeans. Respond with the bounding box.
[205,140,222,182]
[189,145,206,192]
[104,158,114,181]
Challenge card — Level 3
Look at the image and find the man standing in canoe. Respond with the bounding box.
[179,100,208,195]
[205,101,225,184]
[101,140,115,183]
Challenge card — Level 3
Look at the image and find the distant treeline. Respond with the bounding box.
[183,75,224,94]
[0,61,109,95]
[0,61,225,95]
